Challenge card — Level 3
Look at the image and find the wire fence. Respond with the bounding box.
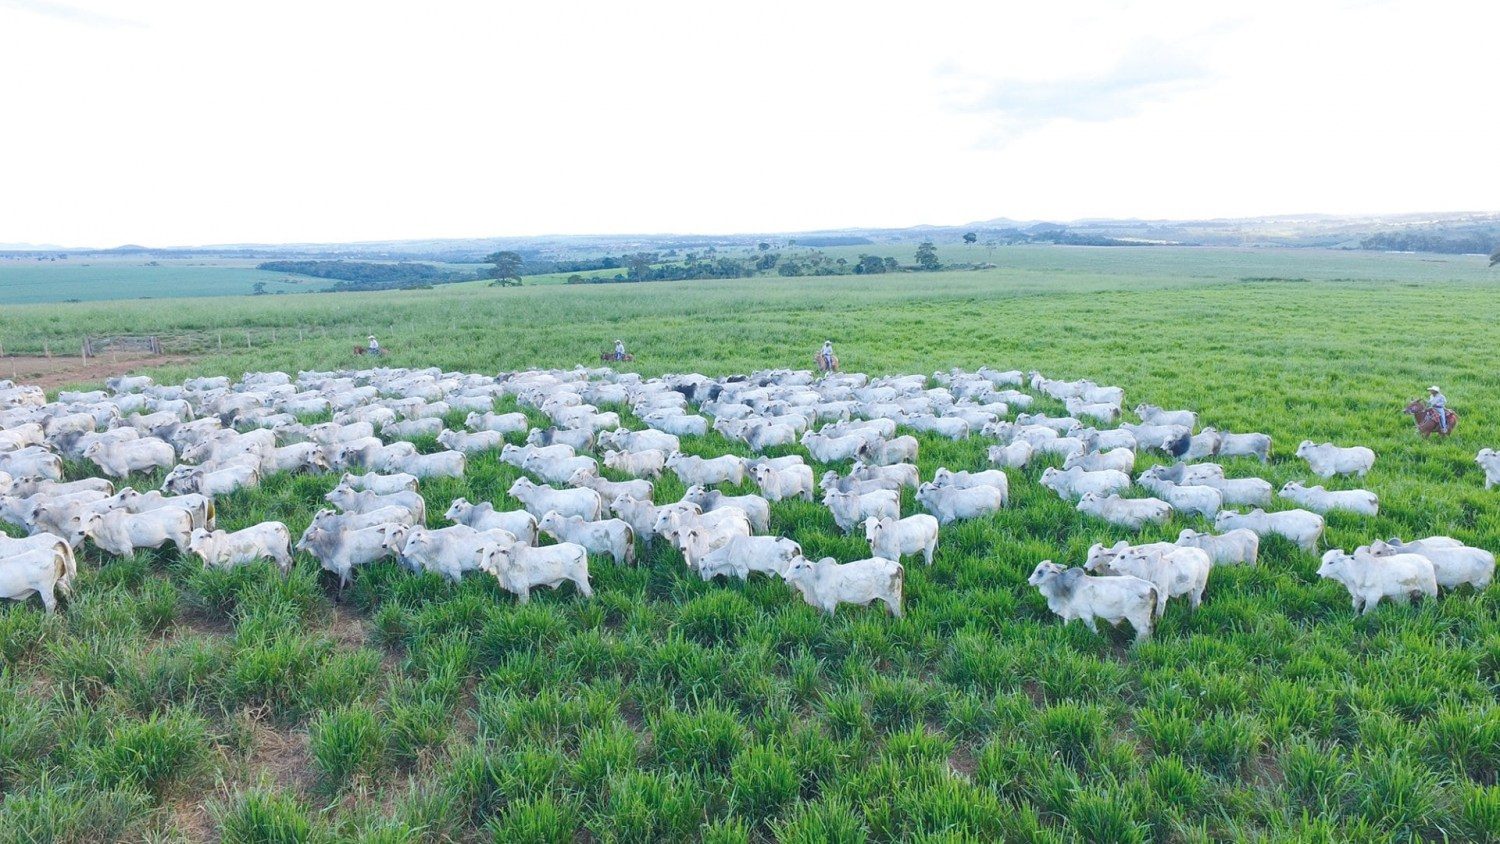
[0,326,357,359]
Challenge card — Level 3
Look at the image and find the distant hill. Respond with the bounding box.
[3,211,1497,263]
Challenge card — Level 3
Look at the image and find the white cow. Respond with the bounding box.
[83,438,175,478]
[1295,441,1376,478]
[1214,508,1324,553]
[1366,538,1494,592]
[1196,475,1273,508]
[1136,476,1222,518]
[466,411,529,435]
[696,535,802,581]
[825,488,899,534]
[855,436,919,466]
[538,511,635,566]
[1076,493,1172,529]
[602,448,667,480]
[382,418,444,440]
[783,556,903,617]
[987,441,1033,469]
[443,498,539,544]
[568,469,653,505]
[479,541,592,603]
[1318,549,1437,614]
[1027,561,1156,643]
[1175,528,1260,566]
[436,429,505,455]
[326,487,427,524]
[851,462,920,489]
[508,478,602,521]
[800,430,869,463]
[1477,449,1500,489]
[864,514,939,566]
[294,522,396,588]
[931,468,1009,502]
[162,462,261,497]
[665,452,745,486]
[914,482,1005,526]
[662,507,753,568]
[0,543,73,613]
[598,428,680,455]
[1278,482,1379,517]
[1083,540,1177,573]
[85,507,194,556]
[1111,546,1212,617]
[1063,448,1135,475]
[1039,466,1131,501]
[339,472,420,494]
[388,450,466,479]
[683,486,771,534]
[641,411,709,437]
[187,523,294,575]
[386,524,514,582]
[523,452,598,485]
[1134,404,1197,429]
[1202,428,1271,462]
[749,463,815,502]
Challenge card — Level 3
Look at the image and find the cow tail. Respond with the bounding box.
[625,526,636,565]
[892,562,905,603]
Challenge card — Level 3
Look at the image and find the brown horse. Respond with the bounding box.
[1404,398,1457,438]
[815,352,839,374]
[602,351,633,363]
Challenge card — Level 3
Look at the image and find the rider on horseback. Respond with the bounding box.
[1427,385,1448,434]
[614,339,627,361]
[817,340,835,372]
[367,335,381,357]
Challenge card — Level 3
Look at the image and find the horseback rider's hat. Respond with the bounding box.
[1428,385,1441,393]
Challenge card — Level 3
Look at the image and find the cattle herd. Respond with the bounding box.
[0,365,1494,645]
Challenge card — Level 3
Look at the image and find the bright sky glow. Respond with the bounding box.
[2,0,1496,246]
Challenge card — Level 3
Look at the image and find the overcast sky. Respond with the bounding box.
[2,0,1496,247]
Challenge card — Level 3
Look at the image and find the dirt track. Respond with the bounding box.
[0,353,195,391]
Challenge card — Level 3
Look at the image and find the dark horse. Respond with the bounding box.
[1404,398,1457,438]
[602,351,634,363]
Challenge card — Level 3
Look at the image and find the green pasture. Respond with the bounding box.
[1,246,1498,841]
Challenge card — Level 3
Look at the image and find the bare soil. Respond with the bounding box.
[0,353,195,391]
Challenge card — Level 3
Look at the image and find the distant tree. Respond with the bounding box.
[883,256,899,272]
[486,251,524,286]
[962,232,977,244]
[251,281,268,295]
[758,242,771,251]
[755,252,780,271]
[626,252,659,281]
[854,254,886,274]
[1491,248,1499,267]
[984,240,998,259]
[915,241,940,271]
[566,274,587,285]
[777,260,804,277]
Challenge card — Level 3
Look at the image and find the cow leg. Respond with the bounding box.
[38,584,57,613]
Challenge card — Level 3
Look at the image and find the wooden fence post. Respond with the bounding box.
[43,341,50,358]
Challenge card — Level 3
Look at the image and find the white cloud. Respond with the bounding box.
[0,0,1495,246]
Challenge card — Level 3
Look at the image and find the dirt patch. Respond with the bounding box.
[0,353,196,391]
